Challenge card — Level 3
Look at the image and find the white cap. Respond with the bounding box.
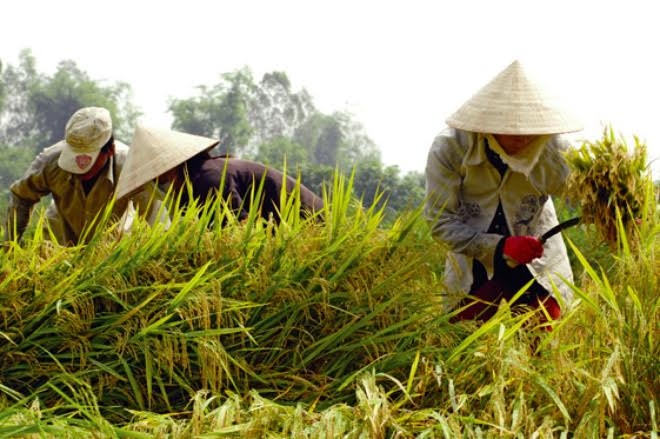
[57,107,113,173]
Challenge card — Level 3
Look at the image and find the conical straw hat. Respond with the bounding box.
[115,126,219,199]
[445,60,582,135]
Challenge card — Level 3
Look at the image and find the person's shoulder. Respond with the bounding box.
[546,134,573,151]
[21,141,64,176]
[115,140,131,157]
[112,140,130,167]
[38,141,66,161]
[538,134,573,164]
[430,127,474,154]
[114,140,130,155]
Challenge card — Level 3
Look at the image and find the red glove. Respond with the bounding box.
[503,235,543,265]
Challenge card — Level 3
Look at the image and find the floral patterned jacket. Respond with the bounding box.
[424,128,574,307]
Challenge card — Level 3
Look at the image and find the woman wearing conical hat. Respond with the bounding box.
[114,126,324,226]
[424,60,582,329]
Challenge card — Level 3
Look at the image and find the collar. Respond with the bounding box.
[66,154,116,184]
[104,153,117,184]
[484,133,549,176]
[463,133,489,167]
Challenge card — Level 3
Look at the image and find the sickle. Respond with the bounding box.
[540,216,581,243]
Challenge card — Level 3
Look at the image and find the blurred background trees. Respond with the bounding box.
[0,49,139,152]
[0,49,425,219]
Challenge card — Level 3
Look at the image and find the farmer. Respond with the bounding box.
[114,126,324,225]
[4,107,167,246]
[424,60,582,329]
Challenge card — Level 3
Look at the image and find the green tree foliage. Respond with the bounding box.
[0,49,140,152]
[250,71,315,149]
[0,145,34,216]
[256,136,308,166]
[168,67,256,154]
[388,169,426,212]
[294,112,339,165]
[328,111,381,169]
[168,67,382,169]
[351,160,425,218]
[0,50,41,149]
[0,145,33,188]
[292,111,381,170]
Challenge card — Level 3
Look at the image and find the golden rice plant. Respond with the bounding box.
[564,125,654,250]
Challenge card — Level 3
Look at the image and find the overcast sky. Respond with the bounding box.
[2,0,658,175]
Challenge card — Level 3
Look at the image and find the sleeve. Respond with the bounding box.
[130,182,171,228]
[5,149,54,241]
[529,135,571,196]
[424,131,503,265]
[5,193,33,241]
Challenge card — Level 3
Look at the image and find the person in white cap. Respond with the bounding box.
[5,107,166,246]
[114,126,324,226]
[425,60,582,329]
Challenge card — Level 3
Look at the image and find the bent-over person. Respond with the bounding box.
[114,126,324,225]
[424,60,582,331]
[5,107,166,246]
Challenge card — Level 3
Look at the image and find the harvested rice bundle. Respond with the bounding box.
[564,126,651,250]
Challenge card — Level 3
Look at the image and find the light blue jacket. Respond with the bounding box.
[425,128,574,308]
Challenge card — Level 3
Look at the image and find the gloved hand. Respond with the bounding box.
[502,235,543,265]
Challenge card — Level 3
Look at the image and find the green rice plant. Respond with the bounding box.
[556,219,659,435]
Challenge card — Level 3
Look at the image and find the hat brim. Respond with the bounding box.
[114,126,219,200]
[57,140,103,174]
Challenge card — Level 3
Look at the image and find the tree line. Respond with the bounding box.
[0,49,425,221]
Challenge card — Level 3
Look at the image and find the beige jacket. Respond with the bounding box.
[425,128,574,307]
[6,141,166,245]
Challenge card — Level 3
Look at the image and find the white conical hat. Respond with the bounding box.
[115,126,219,199]
[445,60,583,135]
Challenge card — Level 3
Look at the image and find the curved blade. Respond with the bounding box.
[540,217,581,244]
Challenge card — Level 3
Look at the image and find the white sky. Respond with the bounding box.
[1,0,658,175]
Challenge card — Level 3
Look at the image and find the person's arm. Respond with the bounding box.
[528,135,571,196]
[424,131,502,266]
[5,194,34,242]
[5,148,56,242]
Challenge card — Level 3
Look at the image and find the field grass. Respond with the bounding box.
[0,171,657,438]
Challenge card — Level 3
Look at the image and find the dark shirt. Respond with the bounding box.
[469,139,546,299]
[182,156,324,223]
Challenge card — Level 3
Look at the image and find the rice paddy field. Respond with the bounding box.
[0,139,658,438]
